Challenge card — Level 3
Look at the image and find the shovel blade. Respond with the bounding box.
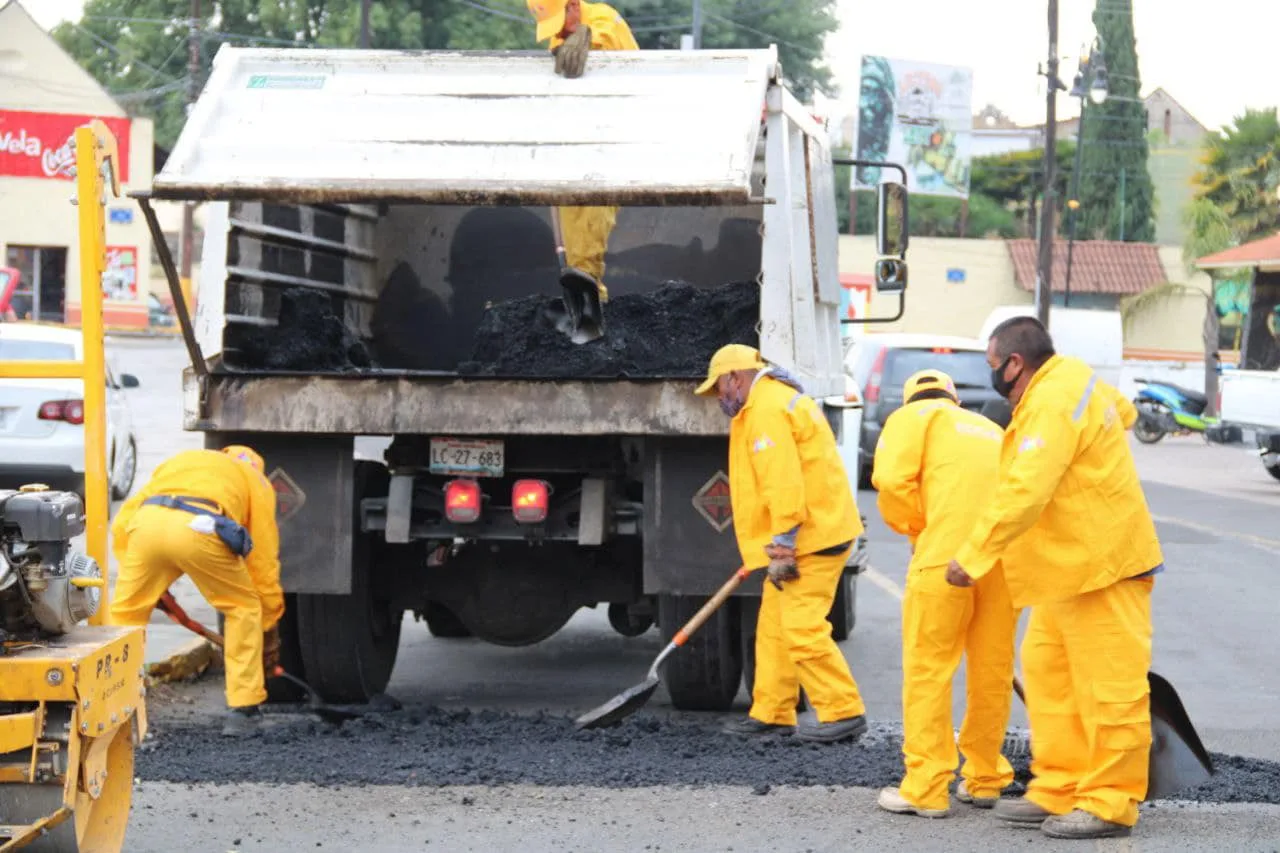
[574,675,660,730]
[558,269,605,345]
[1145,670,1214,800]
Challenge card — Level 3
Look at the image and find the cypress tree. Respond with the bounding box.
[1076,0,1155,242]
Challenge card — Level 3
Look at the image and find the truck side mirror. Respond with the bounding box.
[876,181,908,258]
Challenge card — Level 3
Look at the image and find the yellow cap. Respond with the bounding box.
[527,0,568,42]
[222,444,265,473]
[903,369,958,403]
[694,344,766,396]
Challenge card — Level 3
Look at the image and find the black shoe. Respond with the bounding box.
[797,714,868,743]
[221,705,263,737]
[721,717,795,737]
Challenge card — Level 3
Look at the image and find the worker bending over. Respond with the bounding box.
[872,370,1018,818]
[110,446,284,737]
[527,0,638,304]
[696,345,868,743]
[948,316,1163,840]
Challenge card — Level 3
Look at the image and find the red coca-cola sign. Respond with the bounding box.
[0,110,131,182]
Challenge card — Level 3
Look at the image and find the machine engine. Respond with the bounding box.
[0,486,102,639]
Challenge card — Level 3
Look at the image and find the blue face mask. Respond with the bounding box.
[718,376,745,417]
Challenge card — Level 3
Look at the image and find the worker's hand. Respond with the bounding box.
[764,543,799,590]
[262,625,282,675]
[554,25,592,78]
[945,559,974,588]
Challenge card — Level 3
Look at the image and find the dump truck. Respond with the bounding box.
[140,45,911,708]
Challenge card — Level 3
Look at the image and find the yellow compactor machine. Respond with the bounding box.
[0,122,147,851]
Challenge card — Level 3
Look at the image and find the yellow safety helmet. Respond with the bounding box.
[222,444,265,473]
[695,344,767,396]
[902,369,958,404]
[527,0,568,43]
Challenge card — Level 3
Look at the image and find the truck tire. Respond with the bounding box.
[739,601,807,714]
[424,601,473,638]
[1267,463,1280,482]
[658,593,742,711]
[829,572,856,642]
[294,461,403,703]
[217,595,307,703]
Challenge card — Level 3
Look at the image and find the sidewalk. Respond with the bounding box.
[136,574,222,684]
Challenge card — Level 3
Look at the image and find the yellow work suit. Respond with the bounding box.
[956,355,1164,828]
[873,398,1018,811]
[729,372,866,725]
[110,448,284,709]
[544,1,638,301]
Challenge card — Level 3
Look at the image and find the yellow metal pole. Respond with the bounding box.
[0,360,85,379]
[75,123,115,624]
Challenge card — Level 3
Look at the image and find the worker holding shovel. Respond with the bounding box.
[526,0,638,342]
[872,369,1019,819]
[695,344,869,744]
[108,445,284,737]
[947,316,1163,840]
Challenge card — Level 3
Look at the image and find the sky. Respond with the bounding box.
[21,0,1280,134]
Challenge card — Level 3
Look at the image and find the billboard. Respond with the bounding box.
[852,56,973,199]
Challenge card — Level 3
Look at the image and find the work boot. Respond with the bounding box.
[722,717,795,737]
[797,714,868,744]
[876,787,949,819]
[956,781,998,809]
[1041,810,1132,839]
[221,705,263,737]
[993,796,1053,826]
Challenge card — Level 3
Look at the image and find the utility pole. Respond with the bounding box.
[1035,0,1059,327]
[179,0,200,312]
[360,0,372,48]
[691,0,703,49]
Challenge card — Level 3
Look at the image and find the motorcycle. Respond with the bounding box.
[1132,378,1219,444]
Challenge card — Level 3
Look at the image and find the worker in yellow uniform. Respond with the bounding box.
[871,369,1018,819]
[110,446,284,737]
[947,316,1163,840]
[695,344,868,743]
[527,0,638,306]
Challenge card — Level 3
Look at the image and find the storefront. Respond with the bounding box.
[0,0,154,329]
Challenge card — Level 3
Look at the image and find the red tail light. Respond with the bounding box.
[38,399,85,425]
[444,479,481,523]
[863,347,887,403]
[512,479,549,524]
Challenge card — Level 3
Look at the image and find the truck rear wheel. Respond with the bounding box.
[294,461,402,703]
[829,572,856,642]
[424,601,473,638]
[1266,463,1280,482]
[219,594,308,703]
[657,593,742,711]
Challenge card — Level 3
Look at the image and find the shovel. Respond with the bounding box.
[575,567,750,730]
[156,590,365,723]
[1012,670,1213,800]
[544,207,606,345]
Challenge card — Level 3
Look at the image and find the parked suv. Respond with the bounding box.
[845,333,1001,488]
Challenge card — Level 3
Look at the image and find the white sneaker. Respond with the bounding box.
[877,787,949,819]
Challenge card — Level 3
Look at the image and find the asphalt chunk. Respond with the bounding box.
[226,287,374,372]
[458,280,759,378]
[134,706,1280,805]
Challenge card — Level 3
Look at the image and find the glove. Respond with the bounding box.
[554,25,592,78]
[764,543,799,590]
[262,626,281,676]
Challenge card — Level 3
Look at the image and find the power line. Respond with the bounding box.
[703,11,822,58]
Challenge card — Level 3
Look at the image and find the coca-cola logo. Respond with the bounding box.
[0,126,76,179]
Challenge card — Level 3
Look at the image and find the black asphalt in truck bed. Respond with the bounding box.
[135,706,1280,805]
[458,280,760,378]
[225,288,375,371]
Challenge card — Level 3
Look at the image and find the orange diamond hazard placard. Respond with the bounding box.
[268,467,307,522]
[692,471,733,533]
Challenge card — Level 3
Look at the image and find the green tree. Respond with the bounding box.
[1076,0,1155,241]
[1192,108,1280,243]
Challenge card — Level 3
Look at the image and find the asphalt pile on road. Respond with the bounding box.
[458,280,759,378]
[134,706,1280,805]
[226,287,374,372]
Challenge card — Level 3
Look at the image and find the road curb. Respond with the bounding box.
[145,637,218,685]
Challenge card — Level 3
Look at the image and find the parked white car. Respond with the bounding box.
[0,323,139,499]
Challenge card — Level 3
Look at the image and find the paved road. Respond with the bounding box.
[102,338,1280,852]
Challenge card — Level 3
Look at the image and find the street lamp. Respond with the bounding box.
[1063,40,1109,306]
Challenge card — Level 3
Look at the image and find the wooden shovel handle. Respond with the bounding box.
[1013,675,1026,704]
[157,590,225,648]
[672,568,750,647]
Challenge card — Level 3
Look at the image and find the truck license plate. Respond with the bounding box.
[429,438,505,478]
